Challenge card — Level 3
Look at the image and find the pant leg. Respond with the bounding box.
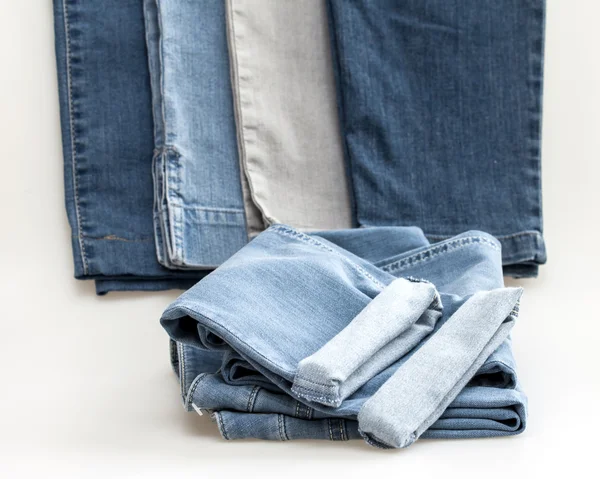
[327,0,547,277]
[53,0,206,293]
[143,0,249,269]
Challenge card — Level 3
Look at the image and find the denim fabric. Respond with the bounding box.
[225,0,352,232]
[53,0,207,294]
[162,225,526,448]
[143,0,248,269]
[327,0,547,277]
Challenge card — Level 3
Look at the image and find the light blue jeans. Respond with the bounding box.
[162,225,526,448]
[143,0,248,269]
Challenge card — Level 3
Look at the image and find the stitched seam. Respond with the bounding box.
[294,378,338,391]
[62,0,88,275]
[156,0,168,152]
[178,343,186,400]
[426,231,542,241]
[214,412,229,440]
[327,419,333,441]
[294,401,300,418]
[246,386,260,412]
[185,373,210,410]
[167,204,246,214]
[339,419,344,441]
[295,393,337,406]
[341,420,347,441]
[271,225,384,288]
[227,1,272,227]
[277,414,288,441]
[382,236,500,273]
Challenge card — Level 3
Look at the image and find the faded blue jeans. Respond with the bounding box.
[163,225,527,448]
[143,0,248,269]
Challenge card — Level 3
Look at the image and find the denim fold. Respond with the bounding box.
[162,225,527,448]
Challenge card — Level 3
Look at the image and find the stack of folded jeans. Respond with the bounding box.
[162,225,527,448]
[52,0,546,449]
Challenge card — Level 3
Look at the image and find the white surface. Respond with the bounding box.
[0,1,598,477]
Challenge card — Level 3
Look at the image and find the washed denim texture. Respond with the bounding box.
[162,225,527,448]
[327,0,547,277]
[225,0,352,232]
[143,0,249,269]
[53,0,207,294]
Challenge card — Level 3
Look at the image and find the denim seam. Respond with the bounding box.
[226,2,273,227]
[271,225,385,288]
[167,204,246,214]
[246,386,260,412]
[327,419,333,441]
[341,419,348,441]
[62,0,88,275]
[178,343,186,400]
[529,0,545,234]
[292,383,339,407]
[156,0,167,150]
[294,401,300,418]
[278,414,288,441]
[185,373,211,410]
[214,412,229,440]
[425,231,541,241]
[295,392,337,407]
[381,236,500,273]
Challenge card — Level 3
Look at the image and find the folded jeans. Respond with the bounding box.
[162,225,527,448]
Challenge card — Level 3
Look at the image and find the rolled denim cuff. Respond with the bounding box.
[292,278,442,407]
[357,287,522,449]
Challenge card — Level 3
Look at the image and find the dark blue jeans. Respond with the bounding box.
[328,0,547,277]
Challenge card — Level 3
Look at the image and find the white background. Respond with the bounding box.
[1,1,598,477]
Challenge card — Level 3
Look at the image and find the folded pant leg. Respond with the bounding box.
[181,367,525,442]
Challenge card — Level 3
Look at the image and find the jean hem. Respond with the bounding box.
[425,230,546,277]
